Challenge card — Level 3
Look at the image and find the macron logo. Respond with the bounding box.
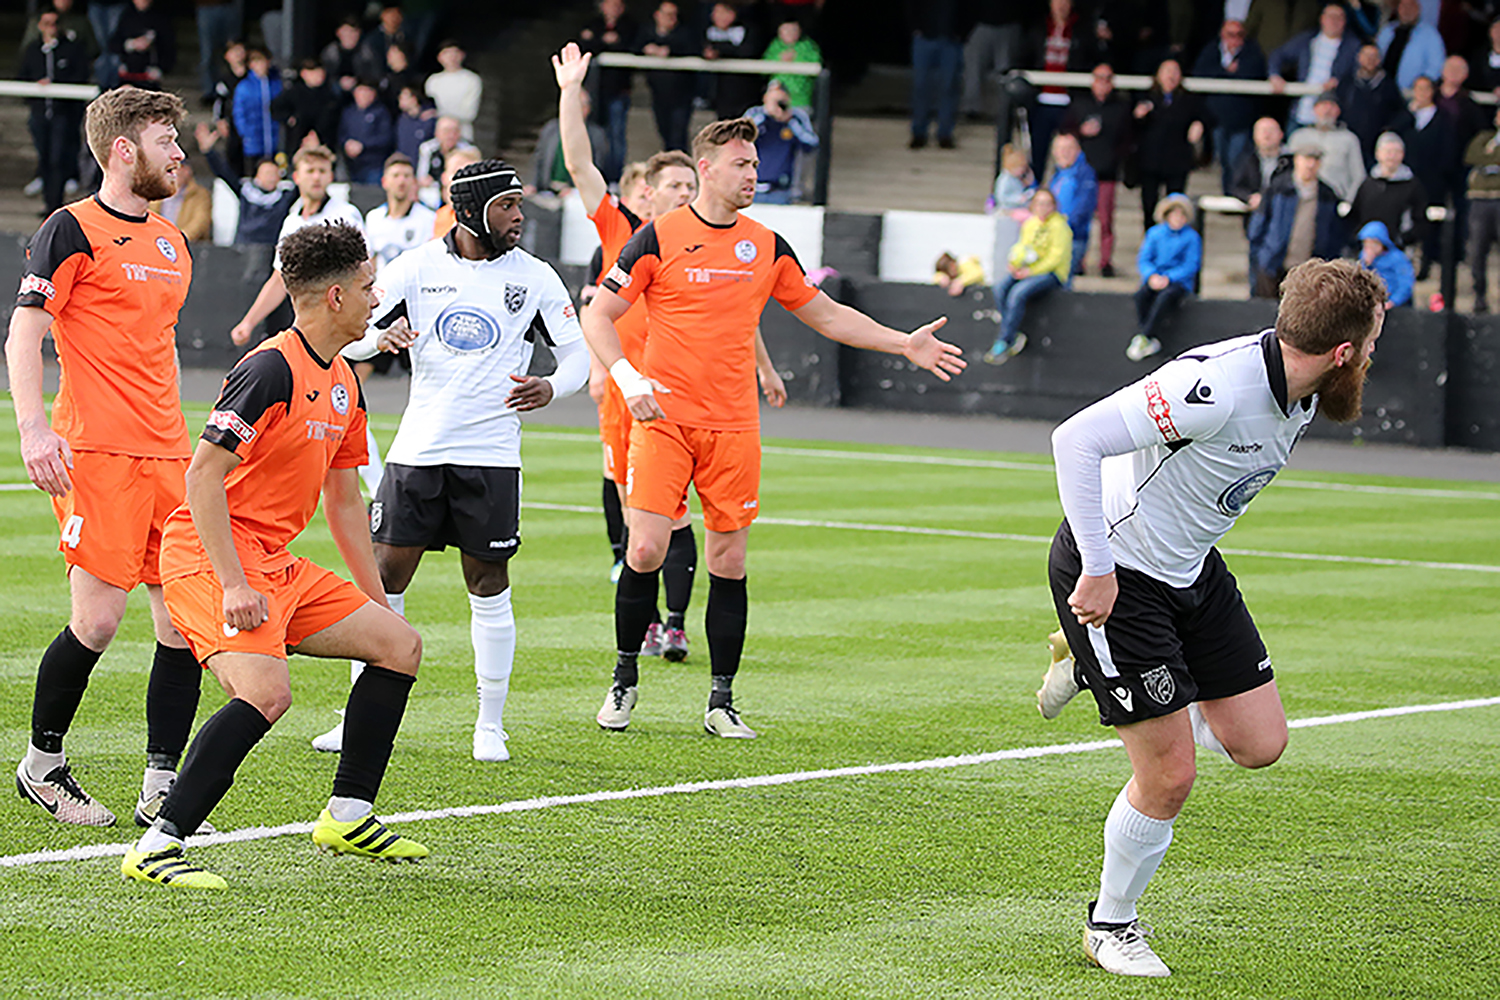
[1110,687,1134,713]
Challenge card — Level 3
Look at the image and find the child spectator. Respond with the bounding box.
[395,85,437,165]
[763,17,821,109]
[233,48,282,164]
[993,143,1036,210]
[984,187,1071,366]
[1128,194,1202,362]
[933,252,985,296]
[1047,131,1097,278]
[1357,221,1415,308]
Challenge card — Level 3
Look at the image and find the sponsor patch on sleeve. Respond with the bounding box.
[208,409,257,443]
[18,274,55,300]
[562,303,576,319]
[1143,380,1181,443]
[604,263,631,289]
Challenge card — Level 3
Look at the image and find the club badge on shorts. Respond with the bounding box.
[1141,665,1175,705]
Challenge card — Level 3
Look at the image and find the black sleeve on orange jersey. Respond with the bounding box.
[586,244,604,286]
[355,374,367,414]
[17,209,92,308]
[773,233,805,272]
[602,222,659,293]
[202,349,294,453]
[620,202,641,232]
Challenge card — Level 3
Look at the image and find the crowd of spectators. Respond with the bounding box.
[986,0,1500,331]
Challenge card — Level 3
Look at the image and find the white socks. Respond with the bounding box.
[327,796,373,823]
[135,820,182,854]
[1095,782,1176,925]
[350,592,405,685]
[142,766,175,801]
[357,426,385,497]
[470,589,515,732]
[23,746,64,780]
[1189,702,1231,759]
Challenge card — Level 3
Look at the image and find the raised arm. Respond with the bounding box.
[553,42,609,213]
[791,290,965,381]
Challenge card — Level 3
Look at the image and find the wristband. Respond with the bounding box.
[609,358,654,398]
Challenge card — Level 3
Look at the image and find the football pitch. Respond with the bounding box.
[1,403,1497,999]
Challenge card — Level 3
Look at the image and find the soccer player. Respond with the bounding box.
[1038,258,1385,976]
[583,117,965,737]
[351,152,437,495]
[554,42,786,661]
[124,221,427,889]
[229,144,366,348]
[8,86,208,829]
[321,160,590,764]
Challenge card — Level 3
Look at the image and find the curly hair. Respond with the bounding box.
[84,86,186,169]
[1276,259,1387,355]
[279,222,370,296]
[691,117,758,163]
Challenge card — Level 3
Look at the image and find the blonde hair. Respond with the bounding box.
[84,87,186,169]
[619,161,649,198]
[292,144,335,170]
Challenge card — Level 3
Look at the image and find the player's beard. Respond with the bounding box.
[131,154,178,202]
[1314,354,1369,424]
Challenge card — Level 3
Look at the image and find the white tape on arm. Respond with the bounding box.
[609,358,655,398]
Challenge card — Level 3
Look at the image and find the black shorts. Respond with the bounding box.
[370,464,521,561]
[1048,519,1274,728]
[365,347,411,376]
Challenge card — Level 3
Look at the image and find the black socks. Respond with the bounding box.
[332,665,415,805]
[614,564,659,688]
[159,698,270,839]
[30,626,102,754]
[662,525,697,625]
[145,643,203,771]
[705,574,747,708]
[603,477,625,565]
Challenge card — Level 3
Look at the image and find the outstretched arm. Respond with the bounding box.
[791,290,965,381]
[553,43,609,214]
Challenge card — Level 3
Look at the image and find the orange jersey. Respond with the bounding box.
[433,203,456,238]
[589,193,648,366]
[602,205,818,430]
[160,329,368,581]
[17,197,192,458]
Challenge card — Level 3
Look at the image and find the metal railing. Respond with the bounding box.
[594,52,832,205]
[0,82,99,101]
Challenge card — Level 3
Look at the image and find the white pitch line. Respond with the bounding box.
[521,502,1500,574]
[3,696,1496,871]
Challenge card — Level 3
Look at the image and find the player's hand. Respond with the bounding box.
[19,419,73,497]
[759,365,787,407]
[553,42,591,89]
[376,317,416,353]
[506,374,555,411]
[230,320,253,346]
[222,582,269,632]
[626,387,667,422]
[1068,572,1118,627]
[588,362,608,404]
[904,317,966,382]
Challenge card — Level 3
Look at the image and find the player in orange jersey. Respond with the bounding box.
[7,86,209,829]
[583,117,965,737]
[123,222,427,889]
[555,42,785,663]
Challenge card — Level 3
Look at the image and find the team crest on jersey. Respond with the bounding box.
[155,236,177,262]
[1141,666,1175,705]
[734,239,757,263]
[1216,466,1279,517]
[504,283,528,315]
[330,383,350,415]
[435,305,501,354]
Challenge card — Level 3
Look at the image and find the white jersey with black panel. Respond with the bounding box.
[365,202,438,275]
[366,234,587,468]
[1057,331,1317,588]
[272,197,367,270]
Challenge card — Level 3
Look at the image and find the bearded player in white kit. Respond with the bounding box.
[319,160,590,762]
[1038,259,1386,977]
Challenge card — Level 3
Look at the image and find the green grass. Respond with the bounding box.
[1,407,1498,999]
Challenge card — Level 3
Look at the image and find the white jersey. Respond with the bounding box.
[365,202,437,275]
[1102,331,1316,586]
[272,196,367,270]
[370,235,586,468]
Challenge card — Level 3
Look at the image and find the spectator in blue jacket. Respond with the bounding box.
[1047,131,1097,279]
[1128,193,1202,362]
[1377,0,1446,90]
[1192,19,1268,195]
[1357,220,1415,307]
[340,80,397,184]
[1248,137,1345,297]
[744,80,819,204]
[233,48,282,161]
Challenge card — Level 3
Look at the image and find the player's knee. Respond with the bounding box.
[70,610,121,652]
[1229,731,1287,769]
[382,620,422,676]
[626,537,668,572]
[1139,761,1196,815]
[248,686,292,723]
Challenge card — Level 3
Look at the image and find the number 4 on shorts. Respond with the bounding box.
[60,514,83,549]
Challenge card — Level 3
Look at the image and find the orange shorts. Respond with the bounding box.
[51,452,189,590]
[626,420,760,533]
[163,558,372,663]
[597,381,632,484]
